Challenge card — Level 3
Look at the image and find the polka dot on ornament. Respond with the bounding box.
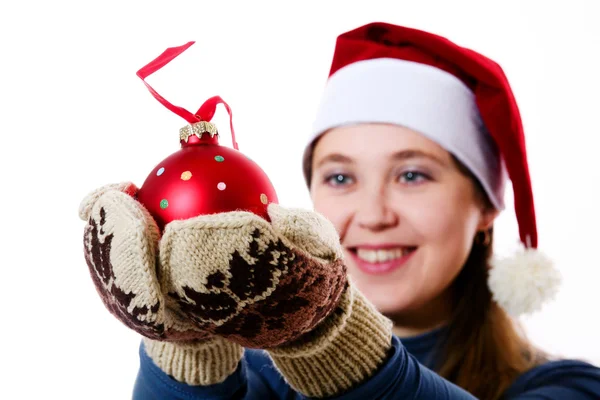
[160,199,169,209]
[217,182,226,190]
[181,171,192,181]
[260,193,268,204]
[214,155,224,162]
[157,167,165,176]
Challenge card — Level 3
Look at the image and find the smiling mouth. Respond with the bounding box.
[355,247,415,263]
[347,246,417,274]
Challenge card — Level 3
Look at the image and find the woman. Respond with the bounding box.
[80,22,600,399]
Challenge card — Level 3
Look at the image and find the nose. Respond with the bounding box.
[355,186,398,231]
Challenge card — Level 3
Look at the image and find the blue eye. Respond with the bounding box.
[325,173,354,186]
[398,170,429,184]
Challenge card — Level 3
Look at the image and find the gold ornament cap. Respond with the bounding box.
[179,120,219,142]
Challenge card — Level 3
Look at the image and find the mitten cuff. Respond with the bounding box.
[143,337,244,386]
[267,283,393,398]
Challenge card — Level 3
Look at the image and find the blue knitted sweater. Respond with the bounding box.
[133,328,600,399]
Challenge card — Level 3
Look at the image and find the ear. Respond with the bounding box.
[478,207,499,231]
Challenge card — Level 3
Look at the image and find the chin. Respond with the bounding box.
[351,277,416,314]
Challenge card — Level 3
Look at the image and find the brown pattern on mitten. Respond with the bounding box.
[159,205,347,348]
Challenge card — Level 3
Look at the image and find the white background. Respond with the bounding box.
[0,1,598,398]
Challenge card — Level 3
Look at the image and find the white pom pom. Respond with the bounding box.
[488,247,562,317]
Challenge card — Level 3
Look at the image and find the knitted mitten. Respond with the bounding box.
[79,182,352,385]
[80,182,210,342]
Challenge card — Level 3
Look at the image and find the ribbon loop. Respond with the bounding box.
[196,96,238,150]
[136,42,239,150]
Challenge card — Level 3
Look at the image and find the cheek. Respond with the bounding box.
[311,190,354,236]
[398,189,481,296]
[402,187,480,244]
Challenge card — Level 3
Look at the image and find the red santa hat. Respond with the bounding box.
[303,22,561,317]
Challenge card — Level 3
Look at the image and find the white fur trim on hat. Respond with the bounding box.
[309,58,507,210]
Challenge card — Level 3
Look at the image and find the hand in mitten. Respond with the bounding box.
[80,183,245,385]
[80,182,169,340]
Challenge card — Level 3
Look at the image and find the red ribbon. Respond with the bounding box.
[136,41,239,150]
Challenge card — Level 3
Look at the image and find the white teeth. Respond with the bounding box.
[355,248,409,263]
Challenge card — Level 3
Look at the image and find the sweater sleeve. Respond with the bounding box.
[333,335,478,400]
[319,346,600,400]
[503,359,600,399]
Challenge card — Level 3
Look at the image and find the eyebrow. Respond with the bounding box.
[315,149,448,168]
[391,150,448,166]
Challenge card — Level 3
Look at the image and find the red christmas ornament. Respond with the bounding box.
[134,41,278,231]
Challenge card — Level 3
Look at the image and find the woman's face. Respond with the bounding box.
[310,124,497,316]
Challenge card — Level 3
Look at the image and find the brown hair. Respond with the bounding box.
[436,157,546,399]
